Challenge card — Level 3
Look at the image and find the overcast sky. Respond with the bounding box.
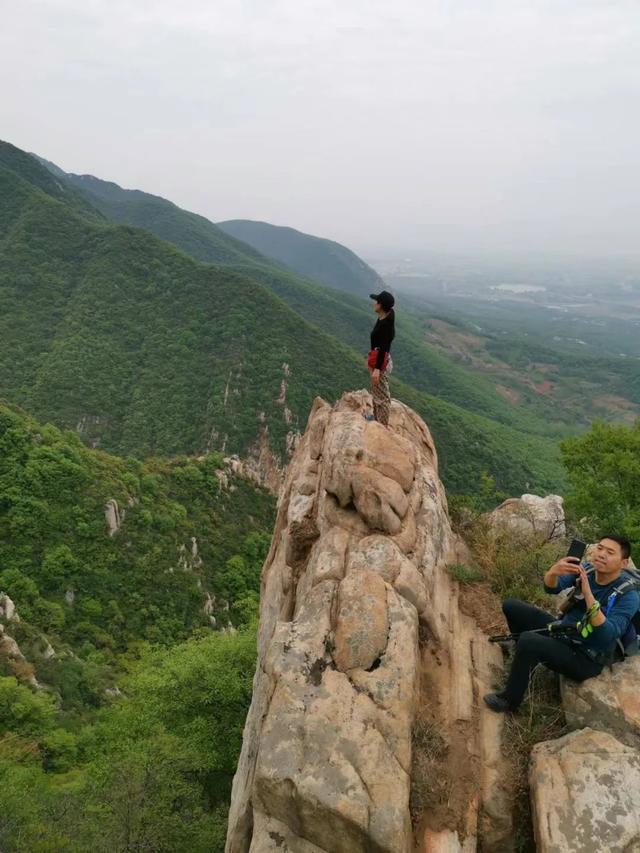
[2,0,640,260]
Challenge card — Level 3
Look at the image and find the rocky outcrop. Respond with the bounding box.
[226,392,512,853]
[177,536,204,572]
[0,623,40,688]
[530,728,640,853]
[561,657,640,747]
[1,594,53,687]
[0,592,18,622]
[0,624,24,661]
[222,432,286,496]
[529,647,640,848]
[104,498,123,536]
[489,493,565,540]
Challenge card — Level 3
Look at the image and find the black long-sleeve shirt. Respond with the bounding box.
[370,309,395,370]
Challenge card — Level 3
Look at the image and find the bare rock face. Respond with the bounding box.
[226,392,512,853]
[104,499,123,536]
[0,592,18,622]
[562,657,640,746]
[333,569,389,671]
[0,624,24,660]
[489,493,565,540]
[530,728,640,853]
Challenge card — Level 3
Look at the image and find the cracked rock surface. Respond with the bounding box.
[561,656,640,747]
[530,728,640,853]
[526,657,640,851]
[226,392,509,853]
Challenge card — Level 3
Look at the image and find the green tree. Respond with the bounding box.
[40,544,80,591]
[41,729,78,773]
[561,421,640,544]
[0,677,55,737]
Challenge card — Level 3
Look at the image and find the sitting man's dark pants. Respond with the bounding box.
[501,598,602,709]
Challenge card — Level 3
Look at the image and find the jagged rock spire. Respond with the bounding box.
[226,392,511,853]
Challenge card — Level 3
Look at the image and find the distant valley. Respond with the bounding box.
[372,251,640,428]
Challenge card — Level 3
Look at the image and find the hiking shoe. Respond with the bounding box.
[483,692,513,713]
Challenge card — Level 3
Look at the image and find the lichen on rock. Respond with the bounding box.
[530,728,640,853]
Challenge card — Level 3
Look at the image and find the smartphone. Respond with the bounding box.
[566,538,587,562]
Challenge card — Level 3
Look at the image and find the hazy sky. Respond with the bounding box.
[2,0,640,259]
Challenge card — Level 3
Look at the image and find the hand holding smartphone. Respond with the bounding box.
[548,539,588,581]
[566,538,587,563]
[566,539,587,590]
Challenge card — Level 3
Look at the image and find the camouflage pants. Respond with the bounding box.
[371,370,390,426]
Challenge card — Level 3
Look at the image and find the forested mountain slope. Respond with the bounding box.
[0,402,274,674]
[217,218,384,296]
[0,402,272,850]
[0,142,563,493]
[1,142,98,220]
[0,157,362,459]
[35,156,263,266]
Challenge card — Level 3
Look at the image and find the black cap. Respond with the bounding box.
[369,290,395,310]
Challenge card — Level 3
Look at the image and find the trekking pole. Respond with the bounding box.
[488,620,576,644]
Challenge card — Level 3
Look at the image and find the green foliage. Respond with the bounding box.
[0,142,98,220]
[454,511,565,606]
[447,564,483,584]
[0,140,594,850]
[41,729,78,773]
[0,402,273,699]
[64,167,573,445]
[0,628,256,852]
[218,218,383,296]
[561,420,640,546]
[63,171,263,266]
[216,532,269,621]
[0,677,56,738]
[0,397,276,846]
[448,471,509,520]
[112,629,256,781]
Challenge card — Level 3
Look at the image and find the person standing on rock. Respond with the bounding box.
[367,290,395,426]
[484,536,639,713]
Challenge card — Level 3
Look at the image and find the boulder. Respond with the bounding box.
[294,527,350,611]
[350,466,409,534]
[254,581,413,853]
[347,534,405,584]
[394,558,428,615]
[530,728,640,853]
[333,570,389,672]
[359,421,416,493]
[489,493,565,540]
[562,656,640,746]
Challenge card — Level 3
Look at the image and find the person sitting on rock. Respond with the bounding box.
[366,290,395,426]
[484,535,639,713]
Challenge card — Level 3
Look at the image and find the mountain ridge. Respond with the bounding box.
[217,218,384,296]
[48,165,266,266]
